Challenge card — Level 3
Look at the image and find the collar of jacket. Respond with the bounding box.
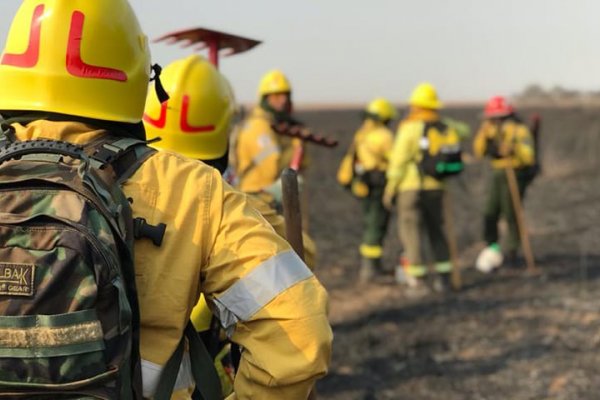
[361,118,385,131]
[1,111,146,140]
[10,120,106,145]
[250,106,275,123]
[406,107,439,122]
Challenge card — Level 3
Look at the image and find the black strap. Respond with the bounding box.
[153,333,186,400]
[85,136,157,183]
[186,322,223,400]
[154,321,223,400]
[89,138,167,248]
[151,64,170,104]
[112,145,157,184]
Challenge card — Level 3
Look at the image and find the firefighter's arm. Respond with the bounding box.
[473,125,489,159]
[203,176,332,400]
[386,122,417,190]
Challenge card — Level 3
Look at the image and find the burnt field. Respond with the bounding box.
[297,106,600,399]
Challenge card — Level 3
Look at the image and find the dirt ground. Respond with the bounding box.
[296,106,600,400]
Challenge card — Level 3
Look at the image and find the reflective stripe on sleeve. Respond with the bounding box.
[253,144,279,165]
[212,250,313,335]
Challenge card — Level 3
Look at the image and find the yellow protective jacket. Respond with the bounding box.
[473,119,535,169]
[12,120,333,400]
[386,109,445,193]
[247,194,317,270]
[190,192,318,347]
[234,107,304,193]
[191,192,318,331]
[353,119,394,172]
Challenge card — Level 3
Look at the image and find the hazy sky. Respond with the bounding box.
[0,1,598,105]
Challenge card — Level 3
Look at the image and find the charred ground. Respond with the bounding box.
[297,107,600,399]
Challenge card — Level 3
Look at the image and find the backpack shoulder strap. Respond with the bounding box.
[88,137,157,184]
[423,120,448,136]
[0,122,16,148]
[88,137,166,247]
[154,321,222,400]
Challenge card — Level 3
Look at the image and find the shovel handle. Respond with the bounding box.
[505,167,536,273]
[281,168,305,260]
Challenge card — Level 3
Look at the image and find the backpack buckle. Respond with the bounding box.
[133,217,166,247]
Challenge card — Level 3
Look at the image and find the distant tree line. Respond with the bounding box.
[515,84,600,107]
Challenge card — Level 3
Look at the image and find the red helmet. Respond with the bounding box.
[484,96,514,118]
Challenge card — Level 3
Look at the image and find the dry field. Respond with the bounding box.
[297,107,600,399]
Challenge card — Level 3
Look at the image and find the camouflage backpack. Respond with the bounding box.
[0,135,156,399]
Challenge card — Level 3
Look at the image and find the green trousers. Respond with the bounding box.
[360,182,390,259]
[398,189,449,269]
[484,169,532,252]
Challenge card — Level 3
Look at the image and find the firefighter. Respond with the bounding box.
[473,96,535,272]
[384,83,464,292]
[0,1,332,399]
[339,98,397,282]
[143,54,322,397]
[233,69,305,194]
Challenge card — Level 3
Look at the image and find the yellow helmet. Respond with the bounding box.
[258,69,292,97]
[143,55,235,160]
[0,0,151,123]
[366,97,398,122]
[409,82,443,110]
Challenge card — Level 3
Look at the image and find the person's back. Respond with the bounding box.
[354,120,394,173]
[387,108,446,193]
[344,98,397,281]
[143,55,322,398]
[0,2,332,399]
[385,83,458,291]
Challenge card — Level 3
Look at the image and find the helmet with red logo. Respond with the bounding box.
[483,96,515,118]
[143,55,235,160]
[0,0,151,123]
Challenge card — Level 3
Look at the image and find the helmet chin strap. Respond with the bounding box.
[260,96,295,125]
[150,64,170,104]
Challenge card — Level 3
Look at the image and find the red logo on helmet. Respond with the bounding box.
[180,95,215,134]
[66,11,128,81]
[1,7,129,82]
[143,101,168,128]
[1,4,44,68]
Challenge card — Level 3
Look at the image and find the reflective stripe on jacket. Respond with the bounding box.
[234,107,281,192]
[234,107,306,193]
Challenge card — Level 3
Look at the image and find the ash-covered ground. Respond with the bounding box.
[297,107,600,400]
